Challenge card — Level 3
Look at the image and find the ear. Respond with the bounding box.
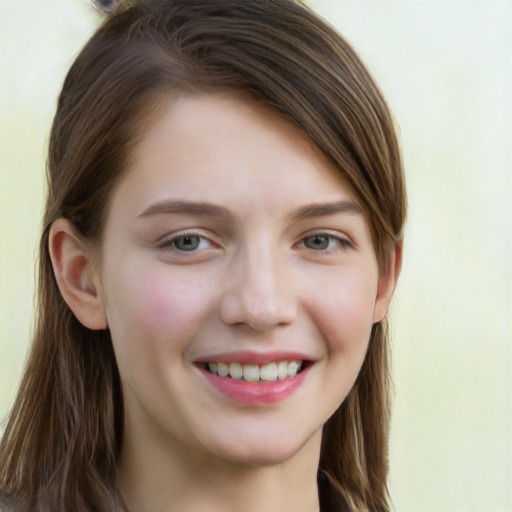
[49,218,107,330]
[373,242,403,323]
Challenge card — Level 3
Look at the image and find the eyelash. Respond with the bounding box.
[157,231,353,254]
[297,233,353,253]
[157,232,215,252]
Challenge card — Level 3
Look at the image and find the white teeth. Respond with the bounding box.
[287,360,300,377]
[205,360,303,382]
[229,362,243,380]
[260,362,278,382]
[217,361,229,377]
[243,364,260,382]
[277,361,288,380]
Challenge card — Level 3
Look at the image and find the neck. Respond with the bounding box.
[117,422,322,512]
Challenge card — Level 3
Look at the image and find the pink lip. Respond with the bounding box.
[196,364,312,405]
[195,350,313,366]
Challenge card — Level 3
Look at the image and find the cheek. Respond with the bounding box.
[136,272,201,335]
[308,265,378,354]
[298,263,380,421]
[103,262,214,367]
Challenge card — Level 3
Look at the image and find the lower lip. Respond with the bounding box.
[198,365,310,405]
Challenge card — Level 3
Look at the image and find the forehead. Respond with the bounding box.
[114,93,357,211]
[136,94,348,187]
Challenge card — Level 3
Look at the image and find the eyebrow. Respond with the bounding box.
[137,199,364,223]
[290,200,364,221]
[137,200,237,224]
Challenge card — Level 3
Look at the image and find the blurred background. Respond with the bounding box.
[0,1,510,510]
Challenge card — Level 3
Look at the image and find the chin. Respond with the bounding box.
[208,429,320,468]
[215,448,299,468]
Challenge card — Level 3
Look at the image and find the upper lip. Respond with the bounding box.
[194,350,315,366]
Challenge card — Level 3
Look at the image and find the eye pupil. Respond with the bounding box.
[304,235,329,250]
[174,236,200,251]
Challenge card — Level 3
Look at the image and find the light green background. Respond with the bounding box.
[1,1,510,510]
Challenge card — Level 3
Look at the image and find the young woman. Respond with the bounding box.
[0,0,406,510]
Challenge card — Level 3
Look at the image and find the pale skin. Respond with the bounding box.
[49,94,400,512]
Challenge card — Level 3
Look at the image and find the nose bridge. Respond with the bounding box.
[220,236,297,330]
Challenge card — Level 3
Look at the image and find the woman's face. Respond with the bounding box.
[98,94,393,467]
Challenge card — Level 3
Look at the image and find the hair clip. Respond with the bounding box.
[90,0,126,16]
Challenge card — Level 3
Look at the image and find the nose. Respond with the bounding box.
[219,244,298,332]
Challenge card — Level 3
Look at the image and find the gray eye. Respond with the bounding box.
[174,236,201,251]
[303,235,330,250]
[91,0,124,15]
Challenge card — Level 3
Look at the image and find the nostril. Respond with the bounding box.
[219,291,297,331]
[218,255,298,330]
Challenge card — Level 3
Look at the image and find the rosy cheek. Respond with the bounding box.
[309,269,377,353]
[130,273,205,343]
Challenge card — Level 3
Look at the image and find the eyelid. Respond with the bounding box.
[297,230,355,251]
[301,228,353,243]
[156,229,218,250]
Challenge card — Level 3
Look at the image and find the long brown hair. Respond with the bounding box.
[0,1,406,510]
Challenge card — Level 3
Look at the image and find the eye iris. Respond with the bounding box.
[174,236,200,251]
[304,235,329,250]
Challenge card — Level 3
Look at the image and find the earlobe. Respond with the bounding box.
[373,242,403,323]
[49,218,107,330]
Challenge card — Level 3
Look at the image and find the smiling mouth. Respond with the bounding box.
[200,360,305,383]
